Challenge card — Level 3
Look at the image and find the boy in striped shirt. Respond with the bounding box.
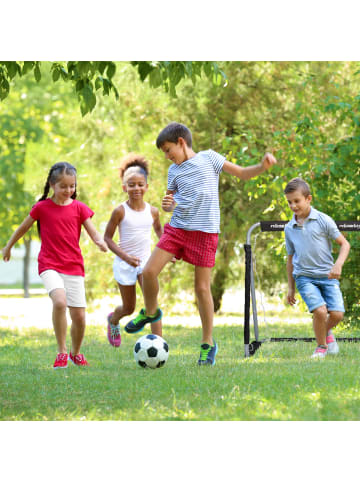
[125,122,276,365]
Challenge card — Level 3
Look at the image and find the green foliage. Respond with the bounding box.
[0,61,119,116]
[131,61,226,97]
[268,65,360,325]
[170,61,360,319]
[0,65,76,245]
[0,96,42,243]
[0,61,225,116]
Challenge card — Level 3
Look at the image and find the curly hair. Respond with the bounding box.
[119,153,149,182]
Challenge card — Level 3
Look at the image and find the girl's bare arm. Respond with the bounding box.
[83,218,108,252]
[104,206,140,266]
[2,215,35,261]
[151,206,163,239]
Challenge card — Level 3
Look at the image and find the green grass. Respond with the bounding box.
[1,322,360,421]
[0,283,44,289]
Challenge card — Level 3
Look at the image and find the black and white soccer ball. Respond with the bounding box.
[134,334,169,369]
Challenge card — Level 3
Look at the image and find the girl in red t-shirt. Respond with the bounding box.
[2,162,107,369]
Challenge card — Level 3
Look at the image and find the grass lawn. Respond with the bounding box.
[1,321,360,421]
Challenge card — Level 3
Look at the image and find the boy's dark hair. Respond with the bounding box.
[156,122,192,149]
[284,177,311,197]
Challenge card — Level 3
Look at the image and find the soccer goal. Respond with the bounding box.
[244,220,360,357]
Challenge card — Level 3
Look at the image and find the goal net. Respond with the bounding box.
[244,220,360,357]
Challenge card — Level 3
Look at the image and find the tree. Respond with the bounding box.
[269,65,360,325]
[175,61,360,311]
[0,61,225,297]
[0,69,77,295]
[0,94,47,296]
[0,61,226,116]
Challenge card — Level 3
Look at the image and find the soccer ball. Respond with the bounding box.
[134,334,169,369]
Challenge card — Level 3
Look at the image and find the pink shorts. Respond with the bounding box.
[157,223,219,267]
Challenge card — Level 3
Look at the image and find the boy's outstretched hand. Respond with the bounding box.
[261,152,277,171]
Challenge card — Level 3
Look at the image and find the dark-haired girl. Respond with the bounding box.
[104,154,164,347]
[2,162,107,369]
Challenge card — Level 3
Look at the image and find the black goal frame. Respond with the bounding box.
[244,220,360,357]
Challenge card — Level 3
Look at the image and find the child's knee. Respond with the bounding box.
[195,282,211,298]
[122,304,135,316]
[143,265,156,280]
[69,307,86,325]
[52,297,67,311]
[50,288,67,309]
[330,311,344,323]
[313,305,328,319]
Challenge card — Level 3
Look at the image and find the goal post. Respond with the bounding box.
[244,220,360,358]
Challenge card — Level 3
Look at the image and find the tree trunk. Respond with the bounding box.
[211,266,228,313]
[23,237,31,298]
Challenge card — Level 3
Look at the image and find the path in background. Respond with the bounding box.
[0,289,308,329]
[0,296,240,329]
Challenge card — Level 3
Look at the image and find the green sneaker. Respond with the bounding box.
[198,341,218,366]
[124,308,163,334]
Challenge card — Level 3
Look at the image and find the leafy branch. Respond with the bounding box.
[0,61,226,116]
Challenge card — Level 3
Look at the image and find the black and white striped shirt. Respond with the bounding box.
[167,149,225,233]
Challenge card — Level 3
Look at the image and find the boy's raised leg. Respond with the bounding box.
[312,305,328,346]
[143,247,174,314]
[124,247,174,334]
[326,310,344,332]
[326,311,343,354]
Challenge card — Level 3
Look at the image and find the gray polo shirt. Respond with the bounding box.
[284,207,341,278]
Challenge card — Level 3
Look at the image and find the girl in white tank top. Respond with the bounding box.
[104,154,163,346]
[118,201,153,263]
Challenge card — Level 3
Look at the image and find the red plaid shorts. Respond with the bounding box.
[157,223,219,267]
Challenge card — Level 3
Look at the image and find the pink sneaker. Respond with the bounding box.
[69,352,89,366]
[311,346,328,359]
[53,353,68,369]
[326,331,339,355]
[107,312,121,347]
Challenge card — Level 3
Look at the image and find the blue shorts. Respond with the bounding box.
[295,276,345,313]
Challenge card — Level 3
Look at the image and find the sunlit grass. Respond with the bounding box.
[1,322,360,420]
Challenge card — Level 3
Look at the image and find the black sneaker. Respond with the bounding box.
[198,341,218,366]
[124,308,163,334]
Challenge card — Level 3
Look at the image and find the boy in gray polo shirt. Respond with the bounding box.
[284,178,350,359]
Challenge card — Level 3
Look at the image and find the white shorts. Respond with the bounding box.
[113,256,148,286]
[40,270,86,308]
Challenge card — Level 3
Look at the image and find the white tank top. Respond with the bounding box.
[118,201,153,261]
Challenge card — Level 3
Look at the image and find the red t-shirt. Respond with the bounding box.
[30,198,94,276]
